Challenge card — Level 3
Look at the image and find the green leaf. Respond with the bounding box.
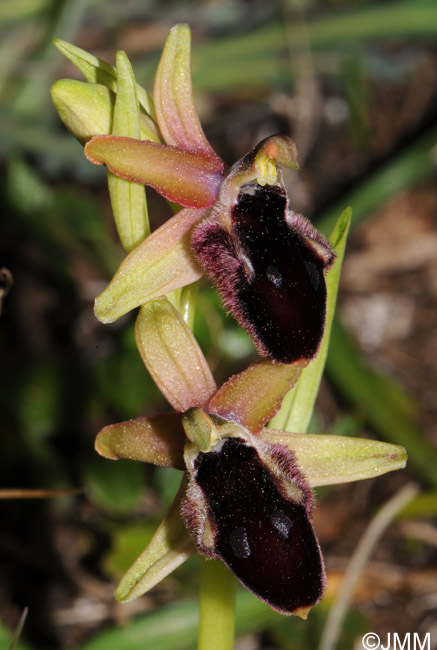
[103,524,159,578]
[0,619,30,650]
[83,455,143,515]
[317,126,437,236]
[326,318,437,487]
[78,589,280,650]
[270,207,351,433]
[7,608,28,650]
[396,490,437,520]
[108,51,149,252]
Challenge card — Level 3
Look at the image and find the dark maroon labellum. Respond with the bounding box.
[183,436,325,615]
[192,184,334,363]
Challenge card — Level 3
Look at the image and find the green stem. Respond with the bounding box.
[198,559,236,650]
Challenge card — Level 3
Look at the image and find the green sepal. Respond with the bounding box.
[115,477,194,602]
[108,50,149,252]
[53,38,156,121]
[135,299,217,412]
[260,429,407,487]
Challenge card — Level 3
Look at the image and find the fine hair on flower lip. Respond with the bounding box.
[192,175,335,363]
[182,431,326,615]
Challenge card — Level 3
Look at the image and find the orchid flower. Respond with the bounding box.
[51,24,407,625]
[53,25,335,364]
[94,297,405,618]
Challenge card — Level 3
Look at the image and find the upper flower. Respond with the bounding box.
[52,24,335,364]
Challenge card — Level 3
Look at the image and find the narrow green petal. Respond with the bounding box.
[53,38,156,121]
[260,429,407,487]
[135,299,217,412]
[85,135,223,208]
[95,413,185,470]
[108,51,149,252]
[50,79,114,144]
[116,478,194,602]
[94,207,204,323]
[154,24,220,161]
[270,207,351,433]
[208,360,306,434]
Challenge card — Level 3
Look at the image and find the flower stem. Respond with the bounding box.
[198,558,236,650]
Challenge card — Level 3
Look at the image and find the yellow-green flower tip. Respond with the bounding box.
[182,407,216,451]
[50,79,114,144]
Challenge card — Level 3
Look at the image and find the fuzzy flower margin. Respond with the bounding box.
[51,24,407,618]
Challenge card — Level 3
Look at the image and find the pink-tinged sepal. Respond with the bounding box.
[182,430,325,616]
[154,24,221,164]
[192,136,335,363]
[208,359,305,434]
[85,135,223,208]
[95,413,186,469]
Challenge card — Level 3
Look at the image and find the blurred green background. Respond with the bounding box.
[1,1,436,649]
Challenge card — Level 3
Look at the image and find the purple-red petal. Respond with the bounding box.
[208,360,306,434]
[85,135,223,208]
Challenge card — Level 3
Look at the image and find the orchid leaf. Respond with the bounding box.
[95,413,185,470]
[94,207,204,323]
[154,24,219,161]
[209,359,306,434]
[108,50,150,252]
[135,299,216,412]
[116,478,194,602]
[53,38,156,119]
[270,207,351,433]
[260,429,407,487]
[85,135,223,208]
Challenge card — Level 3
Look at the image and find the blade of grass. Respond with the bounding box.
[78,589,279,650]
[317,125,437,236]
[326,318,437,487]
[0,0,48,22]
[134,8,437,91]
[8,608,28,650]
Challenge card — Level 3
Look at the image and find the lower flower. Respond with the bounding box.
[95,382,407,618]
